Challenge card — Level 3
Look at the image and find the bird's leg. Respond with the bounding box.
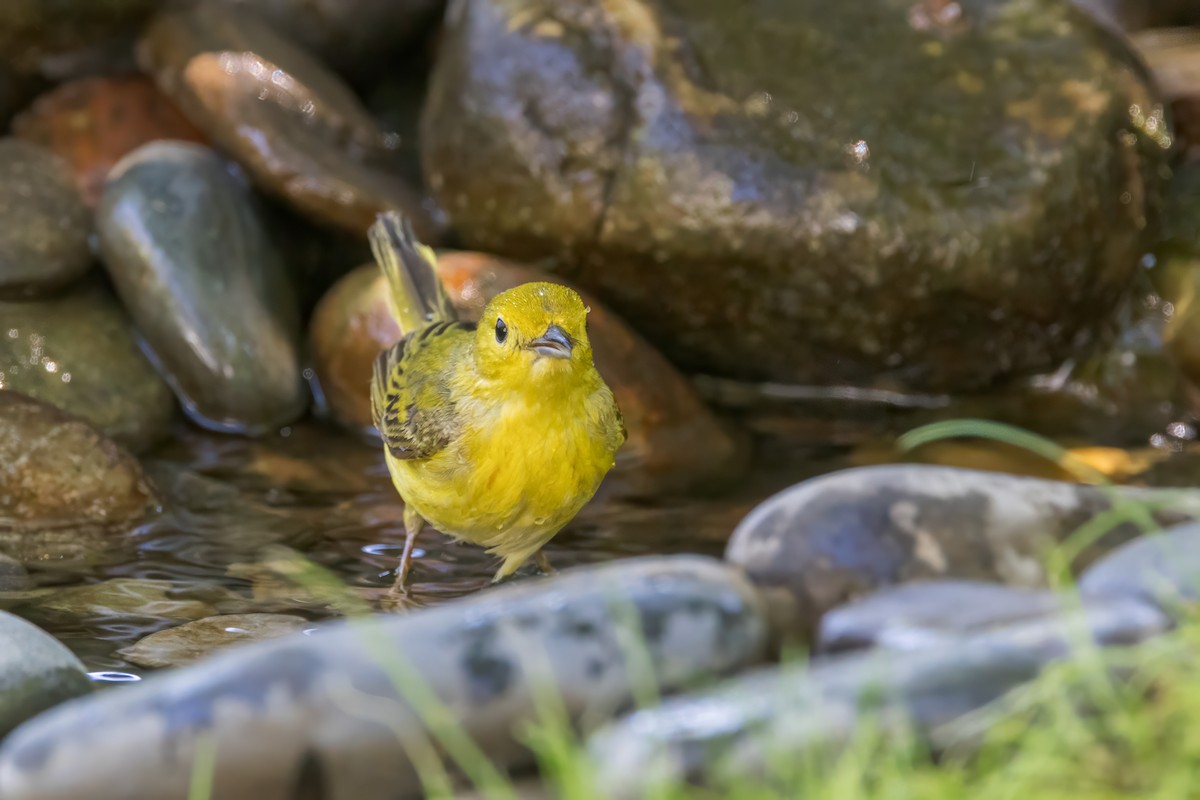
[388,506,425,599]
[535,550,556,576]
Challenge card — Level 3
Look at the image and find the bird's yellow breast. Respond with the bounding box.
[384,386,618,563]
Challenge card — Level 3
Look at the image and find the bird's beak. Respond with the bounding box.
[527,324,573,359]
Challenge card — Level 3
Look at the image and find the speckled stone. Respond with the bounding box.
[0,556,767,800]
[0,281,175,453]
[0,392,157,532]
[309,253,747,496]
[587,601,1169,796]
[13,74,207,208]
[0,140,91,299]
[98,142,307,435]
[725,465,1200,639]
[138,4,439,239]
[118,614,310,669]
[0,612,92,739]
[423,0,1168,392]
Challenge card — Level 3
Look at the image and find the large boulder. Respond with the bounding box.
[423,0,1171,391]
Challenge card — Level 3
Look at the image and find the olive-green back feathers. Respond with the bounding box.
[368,211,457,334]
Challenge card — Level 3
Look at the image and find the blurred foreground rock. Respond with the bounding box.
[425,0,1169,392]
[310,253,747,496]
[0,556,767,800]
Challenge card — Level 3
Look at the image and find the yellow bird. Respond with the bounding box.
[368,212,626,598]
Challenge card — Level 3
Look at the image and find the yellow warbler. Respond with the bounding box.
[368,212,626,597]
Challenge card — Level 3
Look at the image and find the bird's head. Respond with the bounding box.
[474,282,597,390]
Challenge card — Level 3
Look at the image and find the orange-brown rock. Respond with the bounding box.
[13,75,206,208]
[309,253,746,496]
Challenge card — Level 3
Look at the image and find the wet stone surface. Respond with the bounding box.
[138,4,439,239]
[0,282,175,453]
[0,140,91,299]
[0,556,767,800]
[98,141,307,435]
[424,0,1169,392]
[117,613,310,669]
[0,612,92,739]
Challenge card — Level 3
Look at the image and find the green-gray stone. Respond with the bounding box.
[0,282,174,453]
[0,140,90,299]
[423,0,1170,391]
[0,612,91,739]
[98,142,307,435]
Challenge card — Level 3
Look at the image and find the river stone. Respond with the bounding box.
[586,602,1167,796]
[0,556,767,800]
[0,283,174,452]
[98,142,307,435]
[424,0,1168,392]
[138,4,439,239]
[725,465,1200,639]
[1079,523,1200,617]
[118,614,309,669]
[18,579,221,626]
[309,253,747,495]
[13,74,207,208]
[0,613,92,739]
[212,0,442,79]
[0,140,91,299]
[0,0,159,74]
[0,392,157,533]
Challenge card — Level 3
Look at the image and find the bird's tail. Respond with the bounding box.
[368,211,457,334]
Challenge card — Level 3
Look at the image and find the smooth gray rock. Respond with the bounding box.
[0,140,90,299]
[0,556,768,800]
[725,465,1200,637]
[98,142,307,435]
[1079,523,1200,617]
[0,612,92,739]
[587,601,1168,796]
[117,614,310,669]
[0,282,175,453]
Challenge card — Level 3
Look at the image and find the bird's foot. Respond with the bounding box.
[535,551,557,576]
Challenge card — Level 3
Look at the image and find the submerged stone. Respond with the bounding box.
[98,142,307,435]
[0,612,92,739]
[0,556,767,800]
[118,614,309,669]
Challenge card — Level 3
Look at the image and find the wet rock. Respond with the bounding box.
[0,392,157,533]
[118,614,309,669]
[1079,522,1200,617]
[138,4,438,239]
[425,0,1168,392]
[0,556,767,800]
[98,142,306,435]
[724,465,1200,639]
[0,281,175,452]
[0,612,92,739]
[310,254,746,495]
[0,557,30,593]
[13,75,207,208]
[0,140,91,299]
[212,0,442,80]
[0,0,159,74]
[587,603,1167,796]
[18,579,222,626]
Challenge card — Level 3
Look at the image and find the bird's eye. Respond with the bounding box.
[495,317,508,344]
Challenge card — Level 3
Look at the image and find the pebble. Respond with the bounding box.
[13,74,207,208]
[0,392,157,532]
[97,141,307,435]
[0,556,767,800]
[586,601,1169,796]
[0,140,91,299]
[0,281,175,453]
[724,465,1200,639]
[309,254,747,496]
[138,4,439,239]
[0,612,92,739]
[118,614,310,669]
[1079,522,1200,619]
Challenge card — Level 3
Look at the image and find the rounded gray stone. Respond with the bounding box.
[1079,523,1200,617]
[0,612,92,739]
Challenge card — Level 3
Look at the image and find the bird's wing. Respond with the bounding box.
[370,321,472,461]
